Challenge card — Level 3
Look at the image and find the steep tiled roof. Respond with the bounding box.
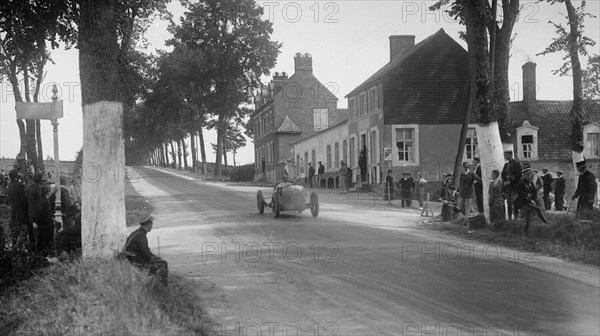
[276,116,301,133]
[346,29,448,97]
[509,100,600,161]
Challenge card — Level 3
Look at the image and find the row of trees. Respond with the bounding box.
[124,0,280,177]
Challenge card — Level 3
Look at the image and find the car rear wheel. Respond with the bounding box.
[272,193,281,218]
[310,192,319,217]
[257,190,265,214]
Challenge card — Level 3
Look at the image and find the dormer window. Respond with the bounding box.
[583,122,600,158]
[516,120,539,160]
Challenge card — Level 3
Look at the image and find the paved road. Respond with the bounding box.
[132,167,599,336]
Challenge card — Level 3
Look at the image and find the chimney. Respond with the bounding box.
[270,71,288,98]
[522,62,537,102]
[294,52,312,74]
[389,35,415,61]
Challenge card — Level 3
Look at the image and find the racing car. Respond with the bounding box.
[256,182,319,218]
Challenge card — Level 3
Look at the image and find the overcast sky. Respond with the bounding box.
[1,0,599,165]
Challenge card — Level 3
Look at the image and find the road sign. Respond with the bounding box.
[15,100,63,120]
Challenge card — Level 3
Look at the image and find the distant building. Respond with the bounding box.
[344,28,470,185]
[508,61,600,198]
[250,53,339,182]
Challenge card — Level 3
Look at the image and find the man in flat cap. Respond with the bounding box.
[501,150,522,220]
[553,170,566,210]
[572,160,597,215]
[123,216,168,284]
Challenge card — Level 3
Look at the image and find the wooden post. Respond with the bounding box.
[81,101,126,259]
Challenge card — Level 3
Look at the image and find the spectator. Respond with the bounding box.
[473,157,483,213]
[415,172,428,209]
[515,168,548,235]
[572,159,597,216]
[27,172,44,230]
[501,150,523,220]
[32,184,56,255]
[0,169,8,188]
[307,163,315,188]
[532,169,545,210]
[338,161,348,194]
[440,173,454,202]
[122,216,168,285]
[384,169,394,204]
[50,176,73,229]
[261,157,266,179]
[488,169,505,223]
[541,168,554,210]
[57,202,82,259]
[399,172,415,208]
[317,161,325,187]
[457,162,481,216]
[7,169,28,239]
[553,170,566,211]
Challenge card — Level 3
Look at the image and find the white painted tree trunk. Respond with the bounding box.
[82,101,127,260]
[475,122,505,223]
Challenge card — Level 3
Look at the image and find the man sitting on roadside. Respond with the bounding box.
[122,216,168,284]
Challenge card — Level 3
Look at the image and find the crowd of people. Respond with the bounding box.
[438,150,597,232]
[3,160,81,259]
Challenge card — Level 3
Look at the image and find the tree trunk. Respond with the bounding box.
[79,0,126,260]
[7,62,28,155]
[215,113,226,178]
[199,130,207,174]
[177,139,182,170]
[463,0,504,222]
[170,140,176,168]
[565,0,586,188]
[190,132,197,172]
[164,142,170,167]
[452,83,474,190]
[35,120,44,170]
[22,65,40,172]
[182,137,189,170]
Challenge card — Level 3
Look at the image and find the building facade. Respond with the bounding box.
[250,53,339,181]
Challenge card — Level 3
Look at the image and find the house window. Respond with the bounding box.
[342,139,348,164]
[349,98,356,119]
[588,133,599,157]
[522,135,534,159]
[311,149,316,166]
[396,128,414,162]
[349,137,355,167]
[326,144,332,170]
[334,142,340,167]
[465,128,479,160]
[368,87,377,112]
[370,130,377,163]
[314,108,328,130]
[359,93,366,116]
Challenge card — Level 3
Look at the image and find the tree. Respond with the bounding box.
[583,54,600,100]
[0,0,77,171]
[537,0,596,164]
[170,0,280,177]
[431,0,520,222]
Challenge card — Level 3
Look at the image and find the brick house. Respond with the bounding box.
[344,28,470,187]
[250,53,339,182]
[508,61,600,199]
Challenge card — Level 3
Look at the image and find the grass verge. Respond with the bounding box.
[424,210,600,267]
[0,259,209,335]
[125,181,154,227]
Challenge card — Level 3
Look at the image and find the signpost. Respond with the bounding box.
[15,84,64,228]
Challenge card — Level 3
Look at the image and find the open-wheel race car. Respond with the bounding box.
[256,182,319,218]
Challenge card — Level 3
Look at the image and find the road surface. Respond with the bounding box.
[131,166,599,336]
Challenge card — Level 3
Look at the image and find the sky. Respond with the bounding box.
[1,0,599,165]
